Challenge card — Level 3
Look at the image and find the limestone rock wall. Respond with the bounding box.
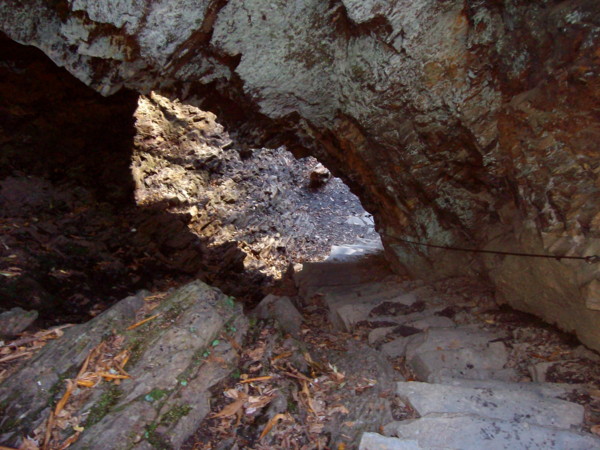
[1,0,599,349]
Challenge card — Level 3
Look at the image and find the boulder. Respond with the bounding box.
[0,307,38,337]
[0,282,247,449]
[253,294,304,337]
[395,381,584,429]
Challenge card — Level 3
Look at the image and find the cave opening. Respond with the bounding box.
[0,33,378,327]
[2,22,600,448]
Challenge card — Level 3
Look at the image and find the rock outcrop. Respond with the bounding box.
[0,281,247,448]
[1,1,599,348]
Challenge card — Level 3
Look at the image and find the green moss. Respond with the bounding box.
[144,388,168,403]
[225,321,237,334]
[160,404,192,426]
[144,423,173,449]
[287,398,298,414]
[220,296,236,310]
[248,316,258,329]
[84,385,123,428]
[0,402,19,434]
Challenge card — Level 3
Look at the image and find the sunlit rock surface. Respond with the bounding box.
[1,0,599,349]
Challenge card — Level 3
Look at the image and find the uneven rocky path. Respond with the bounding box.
[2,241,600,449]
[288,242,600,449]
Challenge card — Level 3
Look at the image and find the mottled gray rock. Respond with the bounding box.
[427,367,520,383]
[381,335,416,358]
[330,292,419,331]
[309,164,331,188]
[396,381,584,429]
[404,315,454,330]
[0,307,38,337]
[0,292,145,444]
[381,326,504,360]
[359,432,422,450]
[381,327,511,381]
[295,252,393,298]
[429,378,586,400]
[326,343,400,445]
[368,326,397,345]
[529,361,556,383]
[0,282,247,449]
[253,294,304,337]
[409,343,508,382]
[384,413,600,450]
[405,327,506,360]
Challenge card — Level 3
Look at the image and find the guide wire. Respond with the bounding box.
[395,238,600,264]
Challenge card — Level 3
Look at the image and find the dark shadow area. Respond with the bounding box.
[0,33,270,326]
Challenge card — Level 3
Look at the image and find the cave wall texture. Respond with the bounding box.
[1,0,600,349]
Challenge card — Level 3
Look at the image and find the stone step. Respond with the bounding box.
[368,314,454,346]
[327,290,419,331]
[381,326,513,382]
[295,251,392,298]
[359,432,421,449]
[427,367,520,383]
[395,381,584,429]
[379,414,600,450]
[431,378,586,399]
[325,239,384,262]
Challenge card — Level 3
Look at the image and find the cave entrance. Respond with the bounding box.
[0,34,378,327]
[130,92,380,292]
[3,32,600,450]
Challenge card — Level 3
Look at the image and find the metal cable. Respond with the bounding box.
[395,238,600,264]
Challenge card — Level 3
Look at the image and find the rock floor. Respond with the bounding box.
[181,242,600,449]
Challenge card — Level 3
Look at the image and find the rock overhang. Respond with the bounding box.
[1,0,600,349]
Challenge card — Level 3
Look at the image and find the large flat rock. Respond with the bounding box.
[359,432,422,450]
[384,413,600,450]
[295,250,392,298]
[396,381,584,429]
[432,378,586,399]
[382,326,511,381]
[0,281,248,449]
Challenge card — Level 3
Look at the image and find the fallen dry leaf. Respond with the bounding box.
[591,424,600,436]
[259,413,288,440]
[239,375,273,384]
[211,392,248,418]
[329,405,349,415]
[126,313,160,330]
[54,380,75,416]
[0,352,33,364]
[245,395,275,414]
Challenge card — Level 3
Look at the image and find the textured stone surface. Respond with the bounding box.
[359,432,422,450]
[1,0,600,349]
[0,307,38,337]
[253,294,304,337]
[384,414,600,450]
[0,282,247,449]
[396,381,584,429]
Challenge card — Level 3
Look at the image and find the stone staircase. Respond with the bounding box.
[293,241,600,449]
